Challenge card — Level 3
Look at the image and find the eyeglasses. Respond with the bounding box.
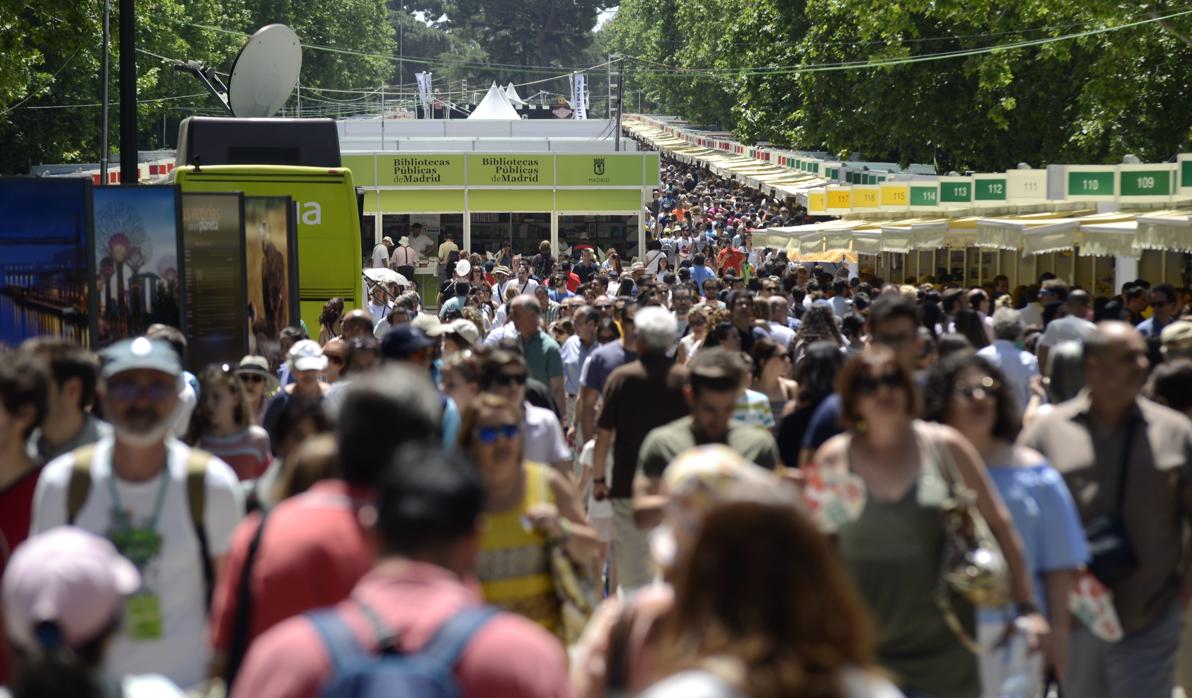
[107,382,175,402]
[492,372,528,386]
[238,373,266,384]
[476,423,520,444]
[954,376,999,400]
[595,304,613,310]
[854,370,903,396]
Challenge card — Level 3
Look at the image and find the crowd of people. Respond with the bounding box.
[2,153,1192,698]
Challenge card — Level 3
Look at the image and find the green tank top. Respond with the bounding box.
[836,423,979,698]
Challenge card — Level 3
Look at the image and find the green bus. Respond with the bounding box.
[172,164,362,334]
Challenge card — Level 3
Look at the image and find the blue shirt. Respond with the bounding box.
[690,265,714,295]
[549,288,575,303]
[802,393,843,453]
[560,335,596,396]
[579,341,637,394]
[1136,316,1171,338]
[979,461,1088,622]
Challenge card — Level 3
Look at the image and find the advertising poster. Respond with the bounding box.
[92,186,184,346]
[0,178,93,347]
[243,196,298,359]
[180,193,247,371]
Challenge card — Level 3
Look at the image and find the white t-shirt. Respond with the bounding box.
[644,249,666,275]
[1037,314,1096,349]
[522,402,571,465]
[30,438,244,689]
[370,243,389,269]
[768,321,797,349]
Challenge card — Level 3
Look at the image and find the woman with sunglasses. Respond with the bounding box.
[458,393,599,636]
[595,317,621,345]
[924,353,1086,697]
[811,347,1047,698]
[184,364,272,481]
[234,355,276,425]
[676,306,710,365]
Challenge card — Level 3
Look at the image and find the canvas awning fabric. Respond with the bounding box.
[1136,210,1192,252]
[1079,220,1137,257]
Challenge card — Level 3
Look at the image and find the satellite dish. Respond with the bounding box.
[228,24,302,118]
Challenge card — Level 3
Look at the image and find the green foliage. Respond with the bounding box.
[607,0,1192,171]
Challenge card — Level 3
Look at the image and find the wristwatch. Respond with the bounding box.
[1015,601,1040,617]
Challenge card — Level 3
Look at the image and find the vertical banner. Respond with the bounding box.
[180,193,247,372]
[243,196,298,360]
[0,178,93,347]
[571,73,587,120]
[415,72,433,119]
[92,186,184,347]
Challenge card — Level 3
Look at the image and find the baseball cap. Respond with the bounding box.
[381,325,434,359]
[100,337,180,380]
[287,339,328,372]
[3,527,140,652]
[447,318,481,346]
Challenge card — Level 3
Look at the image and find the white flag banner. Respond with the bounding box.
[415,72,433,117]
[572,73,587,120]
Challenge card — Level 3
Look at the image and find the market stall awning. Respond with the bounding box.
[1079,220,1137,257]
[1136,210,1192,252]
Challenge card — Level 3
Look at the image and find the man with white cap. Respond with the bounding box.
[3,526,185,696]
[371,236,394,270]
[30,336,243,689]
[389,235,417,280]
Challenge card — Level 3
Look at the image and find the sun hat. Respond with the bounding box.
[287,339,328,372]
[447,318,481,346]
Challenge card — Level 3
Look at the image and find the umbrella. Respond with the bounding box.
[363,268,410,286]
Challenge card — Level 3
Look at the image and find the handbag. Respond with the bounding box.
[928,426,1010,654]
[933,428,1011,609]
[548,541,597,645]
[1084,418,1139,587]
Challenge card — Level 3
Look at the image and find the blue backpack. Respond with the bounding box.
[307,600,499,698]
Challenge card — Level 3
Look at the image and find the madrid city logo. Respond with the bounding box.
[593,158,605,176]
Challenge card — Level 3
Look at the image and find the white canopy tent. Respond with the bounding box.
[503,83,526,105]
[468,83,521,120]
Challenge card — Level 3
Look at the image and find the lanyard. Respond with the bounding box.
[106,456,172,536]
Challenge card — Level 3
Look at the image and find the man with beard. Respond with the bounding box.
[30,336,244,689]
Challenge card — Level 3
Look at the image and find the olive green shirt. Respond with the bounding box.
[638,415,779,479]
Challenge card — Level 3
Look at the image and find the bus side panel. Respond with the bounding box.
[173,171,361,334]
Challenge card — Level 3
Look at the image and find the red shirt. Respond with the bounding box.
[231,560,570,698]
[717,247,746,275]
[0,466,41,684]
[209,480,376,653]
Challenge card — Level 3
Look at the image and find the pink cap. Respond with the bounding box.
[3,527,140,652]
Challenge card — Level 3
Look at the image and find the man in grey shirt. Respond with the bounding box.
[21,338,112,463]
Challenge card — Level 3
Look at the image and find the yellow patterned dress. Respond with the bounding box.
[477,461,561,634]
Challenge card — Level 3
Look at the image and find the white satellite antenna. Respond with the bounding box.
[227,24,302,118]
[174,24,302,118]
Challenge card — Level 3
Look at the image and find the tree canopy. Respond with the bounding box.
[605,0,1192,172]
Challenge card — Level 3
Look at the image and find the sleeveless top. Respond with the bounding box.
[476,462,561,634]
[835,422,979,698]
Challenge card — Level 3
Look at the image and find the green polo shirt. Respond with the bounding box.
[638,415,780,479]
[520,330,563,387]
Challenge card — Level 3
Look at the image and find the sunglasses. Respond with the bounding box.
[597,334,617,342]
[492,372,527,386]
[854,370,903,396]
[954,376,999,400]
[237,373,266,384]
[107,382,175,402]
[476,423,520,444]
